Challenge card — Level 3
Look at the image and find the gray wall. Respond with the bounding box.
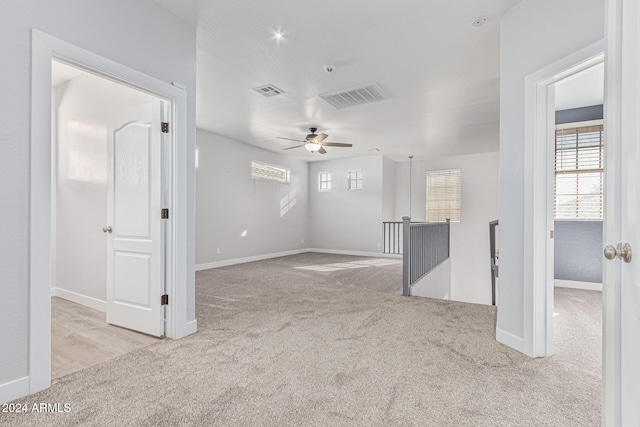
[554,106,603,284]
[0,0,195,394]
[195,130,308,266]
[556,105,603,124]
[554,221,603,283]
[308,155,384,253]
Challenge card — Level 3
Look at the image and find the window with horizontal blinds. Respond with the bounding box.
[554,125,603,219]
[426,169,461,223]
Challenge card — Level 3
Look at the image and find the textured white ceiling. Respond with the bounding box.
[155,0,522,162]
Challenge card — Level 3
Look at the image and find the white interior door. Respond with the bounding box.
[609,0,640,423]
[106,101,165,337]
[619,6,640,423]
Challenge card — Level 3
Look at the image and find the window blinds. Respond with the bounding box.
[426,169,461,223]
[554,125,603,219]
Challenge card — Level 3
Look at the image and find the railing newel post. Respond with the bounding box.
[402,216,411,296]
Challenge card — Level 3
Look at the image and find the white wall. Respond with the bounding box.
[497,0,604,351]
[0,0,195,401]
[382,157,396,222]
[196,130,308,267]
[410,258,451,300]
[308,155,385,253]
[53,74,156,307]
[395,152,499,305]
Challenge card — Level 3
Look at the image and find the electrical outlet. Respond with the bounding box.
[216,248,220,255]
[377,242,381,248]
[301,239,304,244]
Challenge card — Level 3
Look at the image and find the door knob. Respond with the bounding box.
[102,226,112,233]
[604,243,632,263]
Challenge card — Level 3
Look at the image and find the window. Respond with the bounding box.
[251,160,290,183]
[319,172,332,191]
[426,169,461,223]
[347,169,363,190]
[554,124,603,219]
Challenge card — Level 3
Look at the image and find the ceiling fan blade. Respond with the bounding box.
[277,136,305,143]
[282,144,306,150]
[318,147,327,154]
[314,133,329,143]
[322,142,352,148]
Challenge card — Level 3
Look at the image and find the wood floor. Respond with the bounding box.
[51,297,159,379]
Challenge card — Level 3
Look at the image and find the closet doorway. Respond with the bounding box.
[50,60,165,378]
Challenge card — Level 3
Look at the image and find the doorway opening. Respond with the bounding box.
[523,40,604,359]
[551,62,604,378]
[522,40,606,419]
[30,30,192,398]
[50,60,164,378]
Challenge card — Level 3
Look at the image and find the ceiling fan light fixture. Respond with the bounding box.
[305,142,321,152]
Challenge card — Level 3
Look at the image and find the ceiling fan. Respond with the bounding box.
[278,127,352,154]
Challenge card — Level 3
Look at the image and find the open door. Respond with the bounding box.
[617,4,640,422]
[606,0,640,423]
[106,101,165,337]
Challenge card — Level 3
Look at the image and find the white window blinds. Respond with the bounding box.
[426,169,461,223]
[554,125,603,219]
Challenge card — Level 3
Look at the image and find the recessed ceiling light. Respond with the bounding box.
[273,29,286,42]
[472,16,488,27]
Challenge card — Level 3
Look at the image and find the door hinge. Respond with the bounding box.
[161,294,169,305]
[550,230,554,238]
[161,122,169,133]
[161,208,169,219]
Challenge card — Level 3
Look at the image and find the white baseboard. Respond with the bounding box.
[0,376,29,404]
[496,327,525,354]
[307,248,402,259]
[196,248,402,271]
[195,249,308,271]
[554,279,602,292]
[51,287,106,312]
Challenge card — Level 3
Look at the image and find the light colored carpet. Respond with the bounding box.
[3,253,600,426]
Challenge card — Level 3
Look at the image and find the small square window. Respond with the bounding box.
[347,169,363,190]
[319,172,332,191]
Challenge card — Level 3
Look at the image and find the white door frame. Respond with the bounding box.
[523,39,611,419]
[30,30,194,396]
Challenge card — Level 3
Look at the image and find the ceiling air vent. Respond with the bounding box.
[253,84,285,98]
[320,83,387,109]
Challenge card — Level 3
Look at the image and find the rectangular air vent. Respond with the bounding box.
[253,84,285,97]
[320,83,387,109]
